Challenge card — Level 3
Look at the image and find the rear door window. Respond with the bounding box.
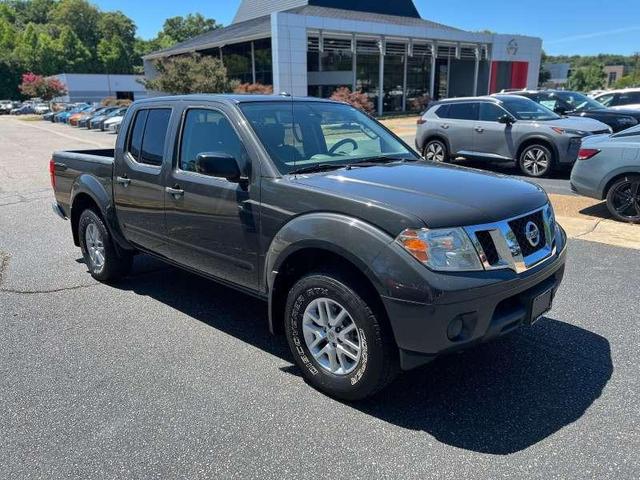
[127,110,148,161]
[434,104,450,118]
[140,109,172,166]
[447,102,479,121]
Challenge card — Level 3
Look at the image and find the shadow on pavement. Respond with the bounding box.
[579,201,612,220]
[115,255,612,456]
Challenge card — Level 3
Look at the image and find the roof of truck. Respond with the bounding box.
[134,94,342,105]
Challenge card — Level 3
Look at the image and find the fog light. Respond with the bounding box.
[447,317,464,340]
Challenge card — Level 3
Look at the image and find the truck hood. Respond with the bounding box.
[544,116,610,132]
[292,162,548,229]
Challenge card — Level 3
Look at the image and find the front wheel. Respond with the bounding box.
[423,139,449,163]
[606,175,640,224]
[284,271,398,401]
[519,144,554,177]
[78,209,132,282]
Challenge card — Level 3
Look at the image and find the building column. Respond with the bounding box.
[352,33,357,92]
[429,45,437,99]
[473,46,480,96]
[378,37,385,116]
[270,12,308,96]
[402,52,408,112]
[251,41,256,84]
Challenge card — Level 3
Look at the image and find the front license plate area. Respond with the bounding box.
[529,288,553,325]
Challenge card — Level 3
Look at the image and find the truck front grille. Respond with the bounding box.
[464,205,556,274]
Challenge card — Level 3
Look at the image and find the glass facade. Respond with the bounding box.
[355,54,380,110]
[222,42,253,84]
[253,38,273,86]
[406,55,431,112]
[383,54,405,113]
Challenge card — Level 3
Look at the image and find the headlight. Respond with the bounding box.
[551,127,587,136]
[395,228,484,271]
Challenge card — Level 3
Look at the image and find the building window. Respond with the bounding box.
[608,71,617,86]
[383,54,405,113]
[406,55,431,112]
[253,38,273,86]
[356,53,380,110]
[222,42,253,84]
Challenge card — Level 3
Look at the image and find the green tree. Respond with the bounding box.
[51,0,100,50]
[160,13,220,44]
[0,16,17,55]
[56,26,91,72]
[35,31,61,74]
[7,0,54,26]
[97,35,131,73]
[142,53,236,94]
[567,64,606,92]
[12,22,39,70]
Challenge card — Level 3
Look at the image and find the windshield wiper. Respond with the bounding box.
[288,163,346,175]
[348,156,419,167]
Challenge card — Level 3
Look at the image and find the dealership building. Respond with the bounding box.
[143,0,542,115]
[51,74,149,103]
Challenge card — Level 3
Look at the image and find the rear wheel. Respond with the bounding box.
[423,139,449,163]
[284,270,398,401]
[606,175,640,224]
[519,144,554,177]
[78,209,132,282]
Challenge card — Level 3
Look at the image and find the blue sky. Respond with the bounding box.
[94,0,640,56]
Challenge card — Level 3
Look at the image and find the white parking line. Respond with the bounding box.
[13,120,114,148]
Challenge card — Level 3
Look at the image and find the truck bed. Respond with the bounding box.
[51,149,115,217]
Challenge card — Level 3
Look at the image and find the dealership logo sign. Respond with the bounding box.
[506,39,519,56]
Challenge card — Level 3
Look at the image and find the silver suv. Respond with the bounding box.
[416,95,611,177]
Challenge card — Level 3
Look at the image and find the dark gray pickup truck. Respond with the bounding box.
[51,95,567,400]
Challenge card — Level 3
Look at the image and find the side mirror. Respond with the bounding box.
[555,106,568,115]
[195,152,243,183]
[498,114,516,125]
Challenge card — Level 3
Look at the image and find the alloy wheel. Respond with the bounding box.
[522,147,550,177]
[302,297,362,375]
[85,223,105,271]
[610,180,640,221]
[425,141,446,162]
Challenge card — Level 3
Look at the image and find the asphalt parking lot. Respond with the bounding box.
[1,117,639,479]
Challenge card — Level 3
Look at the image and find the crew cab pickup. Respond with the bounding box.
[51,95,567,400]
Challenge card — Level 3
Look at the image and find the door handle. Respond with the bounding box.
[116,176,131,187]
[165,186,185,198]
[441,124,449,129]
[475,126,484,133]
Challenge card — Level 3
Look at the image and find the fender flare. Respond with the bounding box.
[264,213,395,333]
[70,174,132,251]
[598,167,640,199]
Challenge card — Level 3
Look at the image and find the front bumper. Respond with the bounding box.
[379,230,567,370]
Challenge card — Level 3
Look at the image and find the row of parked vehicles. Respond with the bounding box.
[0,99,51,115]
[416,89,640,223]
[43,103,128,133]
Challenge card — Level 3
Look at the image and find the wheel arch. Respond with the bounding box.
[264,213,395,336]
[601,169,640,199]
[421,135,451,158]
[516,136,559,163]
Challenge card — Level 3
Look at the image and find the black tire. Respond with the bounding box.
[423,139,449,163]
[284,270,398,401]
[606,175,640,224]
[518,144,554,178]
[78,209,132,282]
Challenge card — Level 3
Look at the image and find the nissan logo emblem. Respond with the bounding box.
[525,221,541,247]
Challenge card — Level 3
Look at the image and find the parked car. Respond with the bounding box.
[51,95,567,400]
[593,88,640,111]
[55,105,88,123]
[34,103,51,115]
[416,95,612,177]
[505,89,640,133]
[68,106,95,126]
[88,107,121,130]
[78,107,110,128]
[101,109,127,131]
[0,100,14,115]
[10,104,36,115]
[571,125,640,223]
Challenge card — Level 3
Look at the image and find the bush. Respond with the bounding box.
[19,73,67,101]
[409,94,432,113]
[101,97,133,107]
[233,83,273,94]
[329,87,375,114]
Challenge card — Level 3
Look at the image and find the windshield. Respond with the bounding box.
[501,96,561,121]
[554,91,605,112]
[239,101,416,174]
